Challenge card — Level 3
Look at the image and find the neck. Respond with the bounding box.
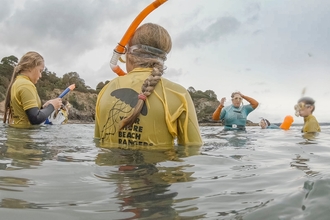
[20,70,31,76]
[304,114,312,118]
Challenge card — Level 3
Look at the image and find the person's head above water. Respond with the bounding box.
[294,97,315,117]
[231,92,243,108]
[13,51,44,85]
[259,118,270,129]
[120,23,172,129]
[125,23,172,72]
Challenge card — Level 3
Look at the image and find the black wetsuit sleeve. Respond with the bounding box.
[25,105,55,125]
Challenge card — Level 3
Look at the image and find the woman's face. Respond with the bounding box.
[231,94,242,107]
[29,63,44,84]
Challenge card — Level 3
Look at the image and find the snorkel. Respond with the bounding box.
[59,84,75,98]
[110,0,168,76]
[44,84,75,125]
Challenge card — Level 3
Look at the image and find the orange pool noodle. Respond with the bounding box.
[280,115,294,130]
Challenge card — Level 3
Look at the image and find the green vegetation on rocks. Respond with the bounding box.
[0,55,257,125]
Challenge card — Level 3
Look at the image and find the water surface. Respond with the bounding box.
[1,123,330,220]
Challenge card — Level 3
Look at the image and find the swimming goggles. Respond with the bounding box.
[119,44,167,63]
[232,97,242,101]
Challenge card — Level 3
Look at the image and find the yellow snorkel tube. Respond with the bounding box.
[110,0,168,76]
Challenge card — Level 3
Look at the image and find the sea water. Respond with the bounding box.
[0,123,330,220]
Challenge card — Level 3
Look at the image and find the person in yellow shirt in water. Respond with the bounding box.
[294,97,321,133]
[94,23,202,147]
[3,51,62,128]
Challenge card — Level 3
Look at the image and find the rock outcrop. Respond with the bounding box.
[48,89,97,123]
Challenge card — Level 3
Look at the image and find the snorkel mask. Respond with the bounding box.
[294,102,311,117]
[231,94,244,107]
[119,44,167,64]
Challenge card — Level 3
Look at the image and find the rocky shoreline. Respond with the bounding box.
[198,122,259,127]
[65,121,260,126]
[0,113,259,126]
[0,92,260,126]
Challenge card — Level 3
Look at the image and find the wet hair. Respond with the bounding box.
[263,119,270,126]
[119,23,172,130]
[298,97,316,113]
[231,92,241,98]
[3,51,44,123]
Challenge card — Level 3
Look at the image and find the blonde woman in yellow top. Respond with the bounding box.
[3,51,62,128]
[95,23,202,147]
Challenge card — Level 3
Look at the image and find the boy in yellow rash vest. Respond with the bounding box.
[294,97,321,133]
[94,23,202,147]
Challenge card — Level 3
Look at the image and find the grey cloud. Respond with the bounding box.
[253,29,262,35]
[247,14,259,24]
[0,0,12,22]
[0,0,137,63]
[163,67,184,81]
[253,89,270,94]
[207,17,241,40]
[245,2,261,16]
[251,81,267,86]
[86,65,185,89]
[244,2,261,32]
[174,26,204,48]
[175,16,241,48]
[180,7,203,24]
[87,62,115,88]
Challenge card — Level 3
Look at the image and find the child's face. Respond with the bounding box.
[298,102,313,117]
[259,120,267,129]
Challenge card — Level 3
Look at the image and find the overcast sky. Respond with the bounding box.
[1,0,329,123]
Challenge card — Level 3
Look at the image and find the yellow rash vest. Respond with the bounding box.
[94,68,203,147]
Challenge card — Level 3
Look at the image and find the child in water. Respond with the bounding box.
[294,97,320,133]
[259,118,279,129]
[259,115,294,130]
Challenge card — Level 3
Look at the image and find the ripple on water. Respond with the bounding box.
[0,124,330,219]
